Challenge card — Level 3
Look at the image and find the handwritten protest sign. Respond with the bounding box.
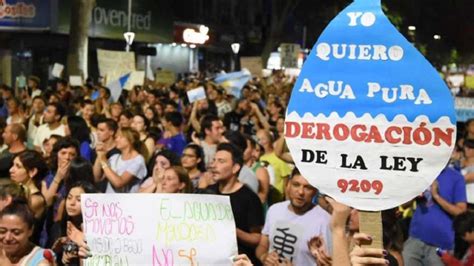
[280,43,301,69]
[187,86,206,103]
[97,49,136,85]
[285,0,456,211]
[155,69,176,86]
[81,194,238,266]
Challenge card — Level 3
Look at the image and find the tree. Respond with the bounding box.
[260,0,302,67]
[67,0,96,78]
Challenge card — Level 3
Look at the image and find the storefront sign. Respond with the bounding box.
[56,0,173,43]
[0,0,49,30]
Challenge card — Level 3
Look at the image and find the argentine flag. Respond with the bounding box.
[214,69,251,98]
[108,73,131,102]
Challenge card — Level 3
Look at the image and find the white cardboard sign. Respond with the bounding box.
[81,194,238,266]
[186,86,207,103]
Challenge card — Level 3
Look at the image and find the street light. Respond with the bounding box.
[231,43,240,71]
[407,25,416,44]
[231,43,240,54]
[433,34,441,40]
[124,0,134,52]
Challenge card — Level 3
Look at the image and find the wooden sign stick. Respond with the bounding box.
[358,211,383,249]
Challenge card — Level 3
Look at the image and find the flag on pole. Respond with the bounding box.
[214,69,251,98]
[108,73,131,102]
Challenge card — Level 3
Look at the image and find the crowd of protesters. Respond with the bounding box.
[0,70,472,266]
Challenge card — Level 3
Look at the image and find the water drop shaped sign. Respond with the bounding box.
[285,0,456,211]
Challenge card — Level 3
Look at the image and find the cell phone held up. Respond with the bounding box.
[63,241,79,253]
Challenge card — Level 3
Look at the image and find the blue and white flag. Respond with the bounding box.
[108,73,131,102]
[214,69,251,98]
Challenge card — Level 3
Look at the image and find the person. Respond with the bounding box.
[209,86,232,119]
[0,201,55,265]
[347,208,404,265]
[9,150,49,245]
[0,85,13,119]
[256,129,291,200]
[130,114,155,161]
[403,167,467,266]
[42,135,62,164]
[92,117,119,191]
[203,143,264,265]
[33,102,66,152]
[95,128,147,193]
[196,114,224,167]
[6,97,25,125]
[118,110,133,129]
[107,102,123,122]
[41,137,79,208]
[26,96,46,149]
[80,99,96,130]
[245,136,270,204]
[144,106,160,127]
[224,131,259,194]
[155,166,193,193]
[9,151,48,221]
[224,98,251,132]
[256,168,331,266]
[51,181,97,265]
[439,211,474,266]
[0,181,29,210]
[181,144,206,189]
[462,139,474,208]
[157,111,187,156]
[0,124,27,178]
[65,116,93,161]
[139,150,181,193]
[27,76,42,100]
[324,197,390,266]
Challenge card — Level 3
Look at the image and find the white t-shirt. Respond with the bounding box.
[238,165,259,194]
[105,154,147,193]
[262,201,332,265]
[33,124,66,148]
[27,114,44,148]
[462,165,474,204]
[201,141,216,168]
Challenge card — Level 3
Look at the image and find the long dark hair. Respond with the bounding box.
[15,150,49,189]
[65,157,94,192]
[61,181,98,237]
[67,116,91,143]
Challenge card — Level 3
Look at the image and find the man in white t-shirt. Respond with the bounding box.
[256,168,331,266]
[34,102,66,152]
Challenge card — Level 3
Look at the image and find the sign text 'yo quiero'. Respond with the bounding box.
[285,0,456,211]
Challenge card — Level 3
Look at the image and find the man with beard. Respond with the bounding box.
[205,143,264,265]
[33,102,66,152]
[256,168,331,265]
